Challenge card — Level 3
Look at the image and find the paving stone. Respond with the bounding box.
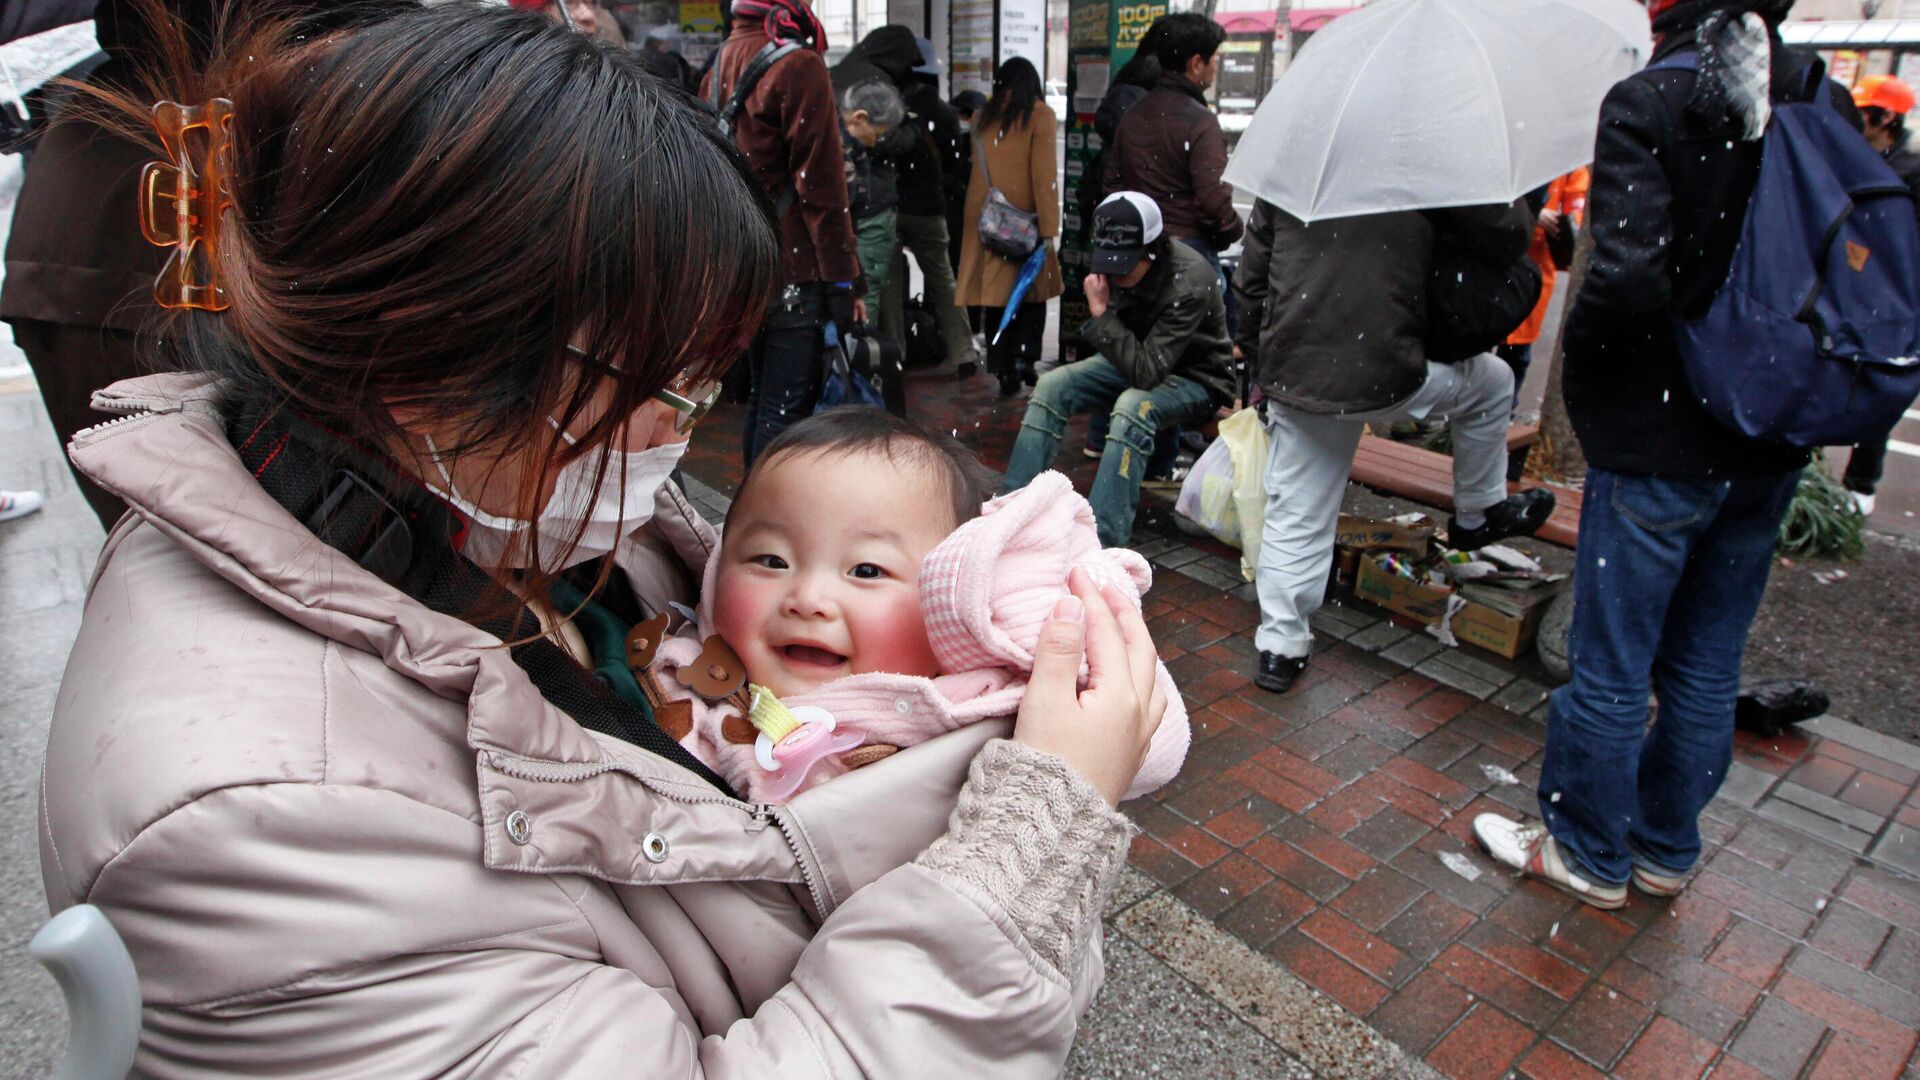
[1149,544,1208,569]
[1413,655,1503,699]
[1800,716,1920,777]
[1729,996,1829,1080]
[1715,761,1779,809]
[1771,781,1897,834]
[1489,677,1551,716]
[1347,620,1412,653]
[1420,647,1517,690]
[1380,633,1445,668]
[1423,1002,1534,1080]
[1175,561,1245,591]
[1755,799,1876,853]
[1868,823,1920,878]
[1305,608,1359,641]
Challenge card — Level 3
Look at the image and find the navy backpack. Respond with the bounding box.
[1651,50,1920,447]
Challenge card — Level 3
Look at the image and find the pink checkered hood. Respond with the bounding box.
[671,471,1189,802]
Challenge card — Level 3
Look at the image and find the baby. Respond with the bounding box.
[637,407,1190,803]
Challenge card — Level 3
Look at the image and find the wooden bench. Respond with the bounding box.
[1348,424,1583,547]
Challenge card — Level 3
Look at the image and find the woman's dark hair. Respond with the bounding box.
[74,1,781,589]
[1151,13,1225,76]
[733,407,996,529]
[978,56,1043,138]
[1115,19,1171,89]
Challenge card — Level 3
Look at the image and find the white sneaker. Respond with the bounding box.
[0,490,43,522]
[1850,490,1876,517]
[1631,863,1689,897]
[1472,813,1627,910]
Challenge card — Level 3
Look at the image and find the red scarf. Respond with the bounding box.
[730,0,828,53]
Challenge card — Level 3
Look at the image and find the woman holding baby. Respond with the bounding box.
[37,5,1175,1076]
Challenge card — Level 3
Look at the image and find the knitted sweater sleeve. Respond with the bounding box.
[914,739,1136,981]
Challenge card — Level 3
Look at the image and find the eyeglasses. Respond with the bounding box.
[565,345,723,435]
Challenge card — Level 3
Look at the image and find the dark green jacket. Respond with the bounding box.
[1079,240,1235,407]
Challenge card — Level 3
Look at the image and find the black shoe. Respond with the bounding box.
[996,371,1021,397]
[1448,489,1556,550]
[1018,361,1037,386]
[957,360,978,379]
[1255,652,1308,694]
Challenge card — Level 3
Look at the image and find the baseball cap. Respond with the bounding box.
[1091,192,1164,276]
[1854,75,1917,116]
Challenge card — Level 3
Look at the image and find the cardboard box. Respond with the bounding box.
[1354,553,1557,660]
[1335,513,1435,557]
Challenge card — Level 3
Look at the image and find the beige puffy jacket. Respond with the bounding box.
[39,374,1135,1078]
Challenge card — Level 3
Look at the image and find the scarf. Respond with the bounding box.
[1653,0,1794,141]
[730,0,828,53]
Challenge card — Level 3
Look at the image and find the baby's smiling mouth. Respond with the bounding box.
[779,643,849,668]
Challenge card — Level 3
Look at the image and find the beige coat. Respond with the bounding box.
[955,104,1064,308]
[39,373,1133,1077]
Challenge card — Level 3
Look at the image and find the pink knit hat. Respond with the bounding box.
[918,472,1152,672]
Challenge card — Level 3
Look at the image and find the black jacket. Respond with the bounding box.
[1080,241,1236,407]
[1561,39,1855,476]
[896,79,965,218]
[1234,200,1530,414]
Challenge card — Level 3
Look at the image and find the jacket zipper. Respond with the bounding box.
[69,389,190,447]
[486,752,834,915]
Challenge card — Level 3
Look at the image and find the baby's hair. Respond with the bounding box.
[734,407,996,529]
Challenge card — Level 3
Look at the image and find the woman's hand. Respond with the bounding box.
[1013,567,1167,805]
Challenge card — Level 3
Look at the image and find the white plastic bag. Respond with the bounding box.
[1174,407,1269,580]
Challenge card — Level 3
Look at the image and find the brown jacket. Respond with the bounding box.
[954,104,1063,307]
[701,25,862,288]
[41,372,1136,1077]
[1102,74,1242,250]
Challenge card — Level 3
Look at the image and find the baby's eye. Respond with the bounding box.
[849,563,887,580]
[750,554,789,570]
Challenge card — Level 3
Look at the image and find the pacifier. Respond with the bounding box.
[747,687,865,802]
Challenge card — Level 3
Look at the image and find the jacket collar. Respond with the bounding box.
[1154,71,1211,108]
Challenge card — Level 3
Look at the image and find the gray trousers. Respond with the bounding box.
[881,212,981,368]
[1254,354,1514,658]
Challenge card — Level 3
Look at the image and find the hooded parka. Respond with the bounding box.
[39,373,1134,1077]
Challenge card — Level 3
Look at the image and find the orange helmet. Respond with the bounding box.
[1853,75,1917,116]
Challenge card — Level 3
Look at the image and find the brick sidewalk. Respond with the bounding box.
[684,363,1920,1080]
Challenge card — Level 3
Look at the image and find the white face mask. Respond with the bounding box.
[425,425,690,571]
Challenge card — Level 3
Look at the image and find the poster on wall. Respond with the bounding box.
[998,0,1047,76]
[950,0,997,98]
[1060,0,1168,358]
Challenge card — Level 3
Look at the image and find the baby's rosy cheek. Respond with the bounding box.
[852,594,942,676]
[710,572,766,645]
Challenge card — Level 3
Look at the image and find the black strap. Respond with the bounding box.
[227,401,737,797]
[717,40,801,134]
[715,41,802,222]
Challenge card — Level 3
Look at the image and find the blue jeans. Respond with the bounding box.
[743,285,828,467]
[1003,357,1214,546]
[1539,467,1799,885]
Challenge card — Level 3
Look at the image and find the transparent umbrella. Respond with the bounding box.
[1222,0,1650,223]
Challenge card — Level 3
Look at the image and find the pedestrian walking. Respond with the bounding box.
[38,5,1161,1072]
[1002,192,1233,546]
[1233,198,1556,694]
[1473,0,1859,909]
[878,38,981,376]
[702,0,864,466]
[954,58,1062,396]
[1843,74,1920,516]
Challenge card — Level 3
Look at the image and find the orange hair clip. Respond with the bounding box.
[138,98,234,311]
